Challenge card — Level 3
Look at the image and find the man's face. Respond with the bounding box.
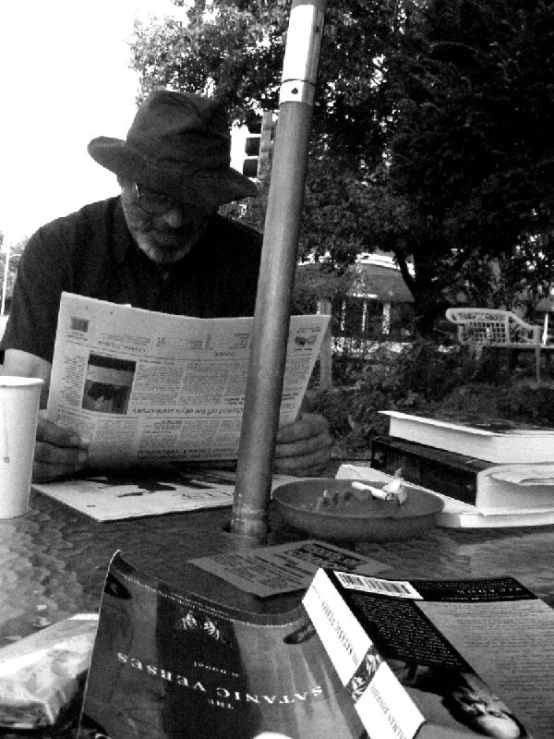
[120,180,215,265]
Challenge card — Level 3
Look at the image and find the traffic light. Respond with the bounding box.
[242,111,276,181]
[242,113,261,178]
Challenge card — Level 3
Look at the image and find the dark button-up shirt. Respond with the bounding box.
[1,197,263,362]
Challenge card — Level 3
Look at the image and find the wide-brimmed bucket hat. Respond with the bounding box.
[88,90,258,207]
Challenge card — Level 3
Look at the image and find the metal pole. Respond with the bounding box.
[318,297,333,389]
[257,111,275,181]
[230,0,327,543]
[1,243,10,316]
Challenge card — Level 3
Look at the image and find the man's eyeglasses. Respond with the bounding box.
[133,183,181,216]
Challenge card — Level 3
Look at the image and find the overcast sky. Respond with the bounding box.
[0,0,177,247]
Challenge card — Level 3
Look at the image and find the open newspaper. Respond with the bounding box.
[47,293,329,467]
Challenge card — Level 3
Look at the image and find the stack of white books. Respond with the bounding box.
[340,410,554,528]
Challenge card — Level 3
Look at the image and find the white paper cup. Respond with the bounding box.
[0,377,44,518]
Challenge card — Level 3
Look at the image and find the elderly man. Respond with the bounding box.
[0,90,332,482]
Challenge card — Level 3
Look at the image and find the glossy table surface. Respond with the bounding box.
[2,481,554,644]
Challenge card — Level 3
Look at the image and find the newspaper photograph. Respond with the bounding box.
[47,293,330,467]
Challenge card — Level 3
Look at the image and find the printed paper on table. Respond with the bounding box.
[33,465,298,522]
[190,539,389,598]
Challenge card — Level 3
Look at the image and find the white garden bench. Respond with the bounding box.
[446,307,543,382]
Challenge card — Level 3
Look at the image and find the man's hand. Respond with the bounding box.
[33,412,89,483]
[274,412,333,477]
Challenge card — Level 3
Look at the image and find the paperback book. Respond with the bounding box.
[380,410,554,464]
[304,567,554,738]
[432,496,554,529]
[78,554,554,739]
[371,434,554,510]
[77,552,367,739]
[337,461,554,529]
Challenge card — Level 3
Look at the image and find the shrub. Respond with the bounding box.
[308,341,552,458]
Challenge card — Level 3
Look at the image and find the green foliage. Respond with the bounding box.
[308,340,530,456]
[129,0,554,331]
[381,0,554,324]
[133,0,399,162]
[128,0,402,245]
[219,179,268,233]
[291,262,354,315]
[129,2,290,115]
[433,381,554,426]
[299,159,383,265]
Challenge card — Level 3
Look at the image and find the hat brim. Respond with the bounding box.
[88,137,258,207]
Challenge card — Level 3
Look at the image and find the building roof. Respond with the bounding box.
[296,253,414,304]
[348,262,413,303]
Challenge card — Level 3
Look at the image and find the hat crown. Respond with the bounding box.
[87,89,258,206]
[127,90,231,173]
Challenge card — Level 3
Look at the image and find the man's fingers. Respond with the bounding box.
[33,416,89,482]
[33,459,83,484]
[273,428,332,459]
[33,441,89,482]
[273,412,333,477]
[36,416,87,448]
[275,412,329,444]
[34,440,88,465]
[274,446,331,476]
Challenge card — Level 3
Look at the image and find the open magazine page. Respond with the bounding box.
[320,570,553,738]
[47,293,329,467]
[78,552,366,739]
[415,582,554,739]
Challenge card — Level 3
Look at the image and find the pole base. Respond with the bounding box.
[222,520,268,548]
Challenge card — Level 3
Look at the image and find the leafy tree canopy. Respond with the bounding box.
[129,0,554,331]
[130,0,398,163]
[129,0,402,270]
[384,0,554,325]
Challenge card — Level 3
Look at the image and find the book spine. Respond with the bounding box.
[385,416,503,463]
[303,569,424,739]
[371,436,480,505]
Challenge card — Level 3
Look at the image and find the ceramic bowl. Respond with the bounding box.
[273,478,444,542]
